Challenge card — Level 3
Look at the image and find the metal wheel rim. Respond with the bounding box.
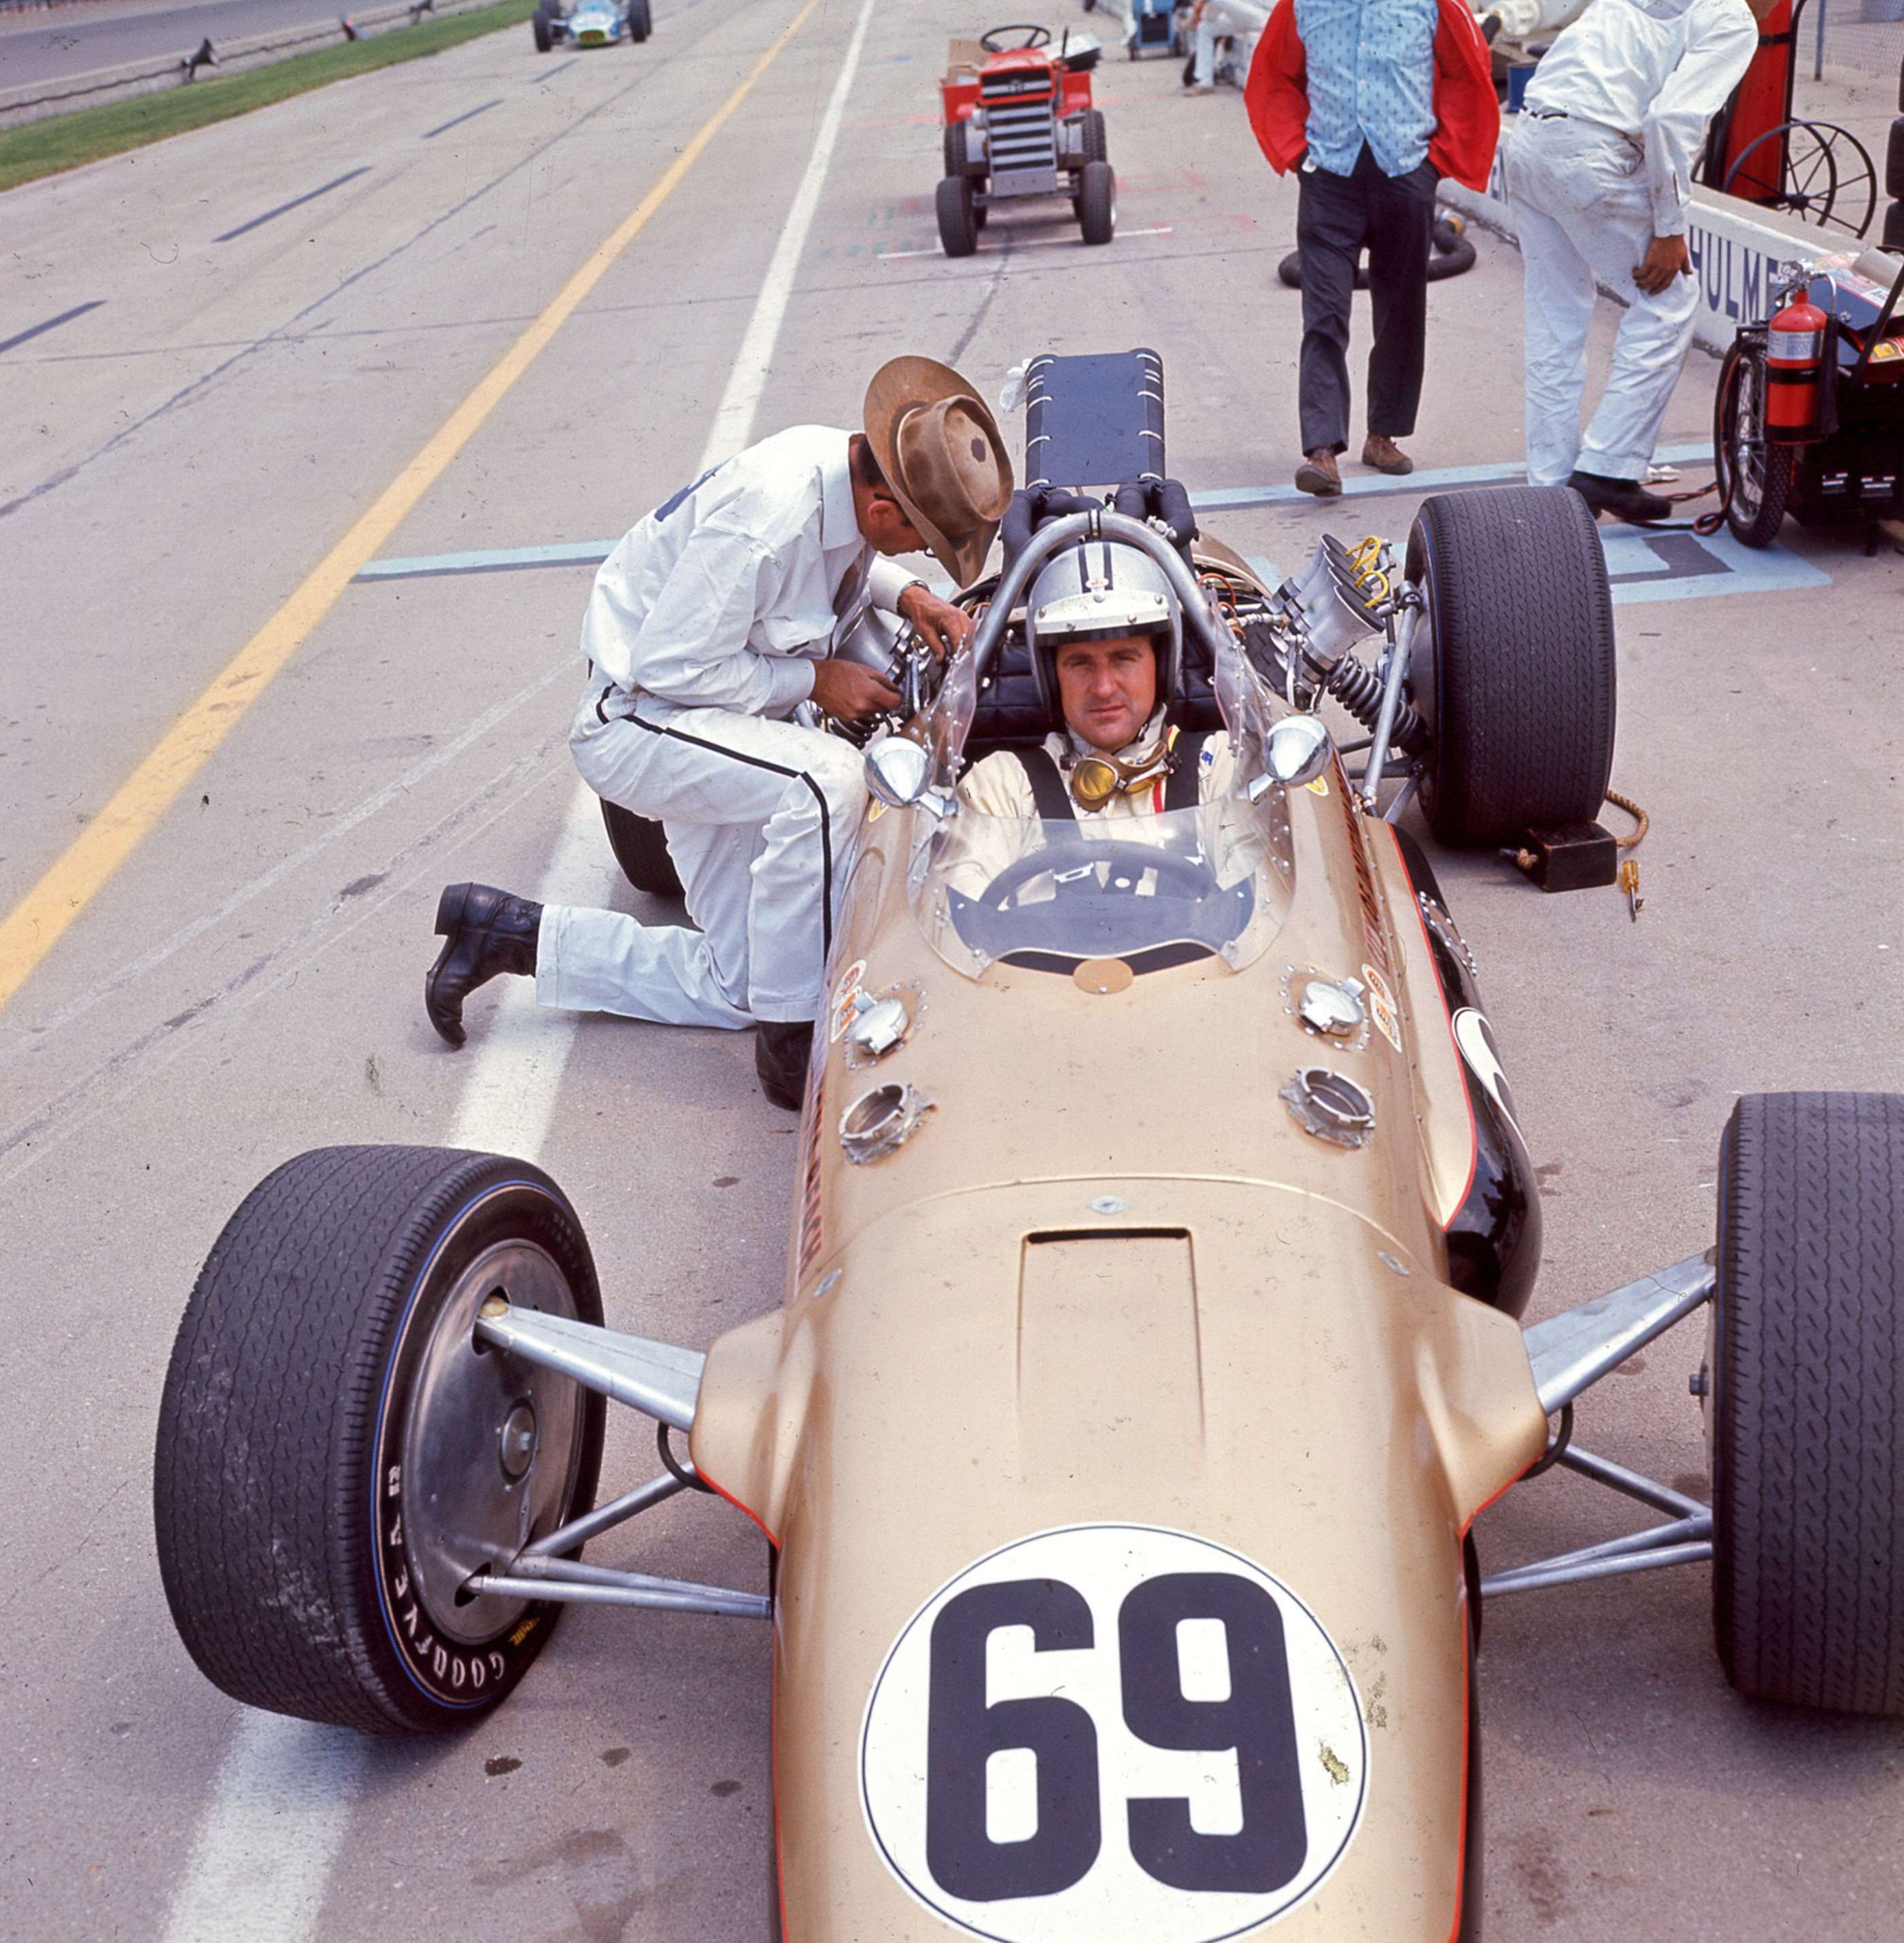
[401,1237,588,1643]
[1726,353,1768,522]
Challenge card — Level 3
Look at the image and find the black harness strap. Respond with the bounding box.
[1017,745,1077,822]
[1164,730,1208,812]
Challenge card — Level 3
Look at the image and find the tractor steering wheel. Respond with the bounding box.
[981,23,1053,50]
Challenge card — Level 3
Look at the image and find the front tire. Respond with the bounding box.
[601,799,684,897]
[532,9,552,51]
[627,0,650,41]
[1711,1093,1904,1715]
[1077,158,1115,244]
[936,173,978,257]
[1406,486,1616,847]
[1714,338,1793,548]
[155,1148,607,1734]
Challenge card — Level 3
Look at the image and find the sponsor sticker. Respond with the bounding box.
[1361,964,1401,1052]
[829,959,868,1044]
[861,1524,1367,1942]
[1304,776,1329,796]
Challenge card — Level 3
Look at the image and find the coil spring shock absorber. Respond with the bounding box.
[1313,651,1430,753]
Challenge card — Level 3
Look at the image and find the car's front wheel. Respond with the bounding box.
[532,7,552,51]
[154,1148,606,1733]
[1709,1093,1904,1715]
[627,0,651,41]
[1406,485,1616,847]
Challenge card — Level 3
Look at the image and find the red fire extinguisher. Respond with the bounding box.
[1764,288,1829,444]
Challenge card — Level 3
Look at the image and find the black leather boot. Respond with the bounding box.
[1565,469,1671,523]
[754,1020,815,1111]
[425,882,543,1048]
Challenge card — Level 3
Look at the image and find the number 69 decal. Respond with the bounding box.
[860,1525,1367,1942]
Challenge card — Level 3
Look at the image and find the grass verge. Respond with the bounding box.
[0,0,537,195]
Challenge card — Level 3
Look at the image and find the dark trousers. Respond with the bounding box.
[1295,145,1438,456]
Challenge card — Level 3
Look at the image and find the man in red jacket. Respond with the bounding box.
[1246,0,1498,496]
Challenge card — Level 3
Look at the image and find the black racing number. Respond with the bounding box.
[925,1578,1102,1902]
[1119,1572,1306,1893]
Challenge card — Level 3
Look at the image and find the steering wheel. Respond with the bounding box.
[979,837,1210,910]
[981,23,1052,50]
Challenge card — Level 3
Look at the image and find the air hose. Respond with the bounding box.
[1278,215,1477,291]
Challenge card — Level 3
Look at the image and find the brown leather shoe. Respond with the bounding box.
[1362,434,1413,475]
[1295,449,1342,497]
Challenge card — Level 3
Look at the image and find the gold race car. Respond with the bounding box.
[155,358,1904,1941]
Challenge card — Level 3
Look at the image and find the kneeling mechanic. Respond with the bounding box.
[425,356,1011,1107]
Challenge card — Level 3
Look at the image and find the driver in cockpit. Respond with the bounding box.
[957,536,1234,819]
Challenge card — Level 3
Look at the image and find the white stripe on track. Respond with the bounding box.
[160,2,877,1936]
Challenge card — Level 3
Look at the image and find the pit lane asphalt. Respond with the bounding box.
[3,1,1901,1936]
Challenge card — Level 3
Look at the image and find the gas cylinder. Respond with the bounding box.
[1764,288,1829,444]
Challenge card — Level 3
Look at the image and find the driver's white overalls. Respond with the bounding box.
[1504,0,1756,487]
[537,426,921,1028]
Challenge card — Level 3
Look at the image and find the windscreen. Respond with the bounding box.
[907,791,1294,979]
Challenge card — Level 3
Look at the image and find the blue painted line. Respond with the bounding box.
[215,168,371,243]
[1189,442,1715,512]
[0,300,103,356]
[424,99,502,139]
[355,540,619,581]
[1602,526,1829,605]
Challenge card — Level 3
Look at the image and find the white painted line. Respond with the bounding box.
[160,2,879,1934]
[879,224,1171,261]
[159,1713,370,1943]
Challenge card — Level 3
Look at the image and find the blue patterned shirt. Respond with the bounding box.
[1295,0,1440,179]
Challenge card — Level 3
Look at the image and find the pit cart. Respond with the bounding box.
[1714,245,1904,547]
[1125,0,1184,59]
[154,351,1904,1940]
[937,25,1117,256]
[531,0,649,52]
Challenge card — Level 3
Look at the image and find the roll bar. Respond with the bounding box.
[963,508,1234,689]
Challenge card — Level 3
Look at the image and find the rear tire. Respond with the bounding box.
[1081,107,1108,165]
[1077,158,1115,245]
[943,118,975,178]
[936,173,978,257]
[1406,486,1616,847]
[1714,339,1793,549]
[1712,1093,1904,1715]
[601,799,684,898]
[154,1148,607,1733]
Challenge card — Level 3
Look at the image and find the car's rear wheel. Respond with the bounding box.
[1714,338,1792,549]
[627,0,650,41]
[1710,1093,1904,1715]
[601,799,684,897]
[1406,485,1616,847]
[1077,158,1115,244]
[936,173,978,257]
[154,1148,606,1733]
[532,8,552,50]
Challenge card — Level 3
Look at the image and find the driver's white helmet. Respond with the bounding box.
[1025,539,1183,728]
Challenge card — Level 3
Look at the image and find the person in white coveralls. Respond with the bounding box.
[1506,0,1771,522]
[424,356,1011,1110]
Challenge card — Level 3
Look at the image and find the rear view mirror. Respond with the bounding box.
[864,735,932,808]
[1265,712,1333,788]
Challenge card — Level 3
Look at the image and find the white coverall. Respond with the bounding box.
[1505,0,1758,486]
[538,426,920,1029]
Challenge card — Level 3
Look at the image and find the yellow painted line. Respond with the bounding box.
[0,0,823,1014]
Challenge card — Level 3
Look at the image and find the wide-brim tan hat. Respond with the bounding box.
[864,356,1014,586]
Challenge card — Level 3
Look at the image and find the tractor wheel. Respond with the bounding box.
[1710,1093,1904,1715]
[1077,159,1115,245]
[601,799,683,898]
[1081,107,1108,165]
[936,174,978,258]
[154,1148,606,1733]
[1406,486,1616,847]
[1714,338,1794,549]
